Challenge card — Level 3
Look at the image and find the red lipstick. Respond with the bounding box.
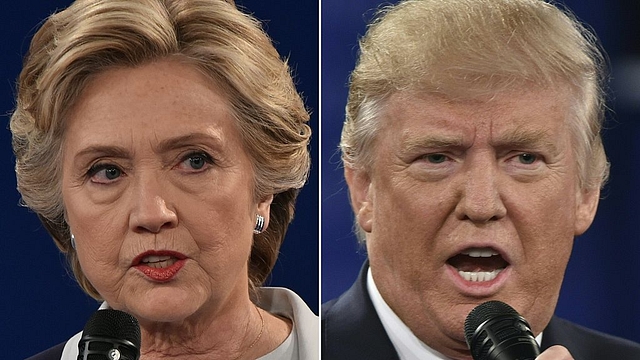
[132,250,187,282]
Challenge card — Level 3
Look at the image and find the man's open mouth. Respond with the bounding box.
[447,247,509,282]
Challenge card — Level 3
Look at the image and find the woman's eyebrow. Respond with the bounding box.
[154,132,224,153]
[74,145,131,161]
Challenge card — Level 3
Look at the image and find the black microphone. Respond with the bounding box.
[464,300,540,360]
[78,309,141,360]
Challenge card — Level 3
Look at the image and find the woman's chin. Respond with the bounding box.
[121,288,206,324]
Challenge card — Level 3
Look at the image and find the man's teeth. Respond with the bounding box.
[458,269,503,282]
[141,255,177,268]
[461,248,499,257]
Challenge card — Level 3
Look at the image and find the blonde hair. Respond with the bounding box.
[11,0,310,300]
[342,0,609,192]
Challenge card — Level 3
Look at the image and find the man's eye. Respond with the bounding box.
[518,153,537,164]
[425,154,447,163]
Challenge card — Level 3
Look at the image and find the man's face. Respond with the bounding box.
[345,89,600,359]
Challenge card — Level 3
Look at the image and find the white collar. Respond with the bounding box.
[59,287,317,360]
[366,268,543,360]
[367,268,450,359]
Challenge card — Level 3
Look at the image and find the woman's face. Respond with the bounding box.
[61,59,271,324]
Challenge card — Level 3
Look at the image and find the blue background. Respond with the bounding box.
[1,1,318,358]
[4,0,640,358]
[322,0,640,345]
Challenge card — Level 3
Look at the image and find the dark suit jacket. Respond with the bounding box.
[25,342,65,360]
[322,263,640,360]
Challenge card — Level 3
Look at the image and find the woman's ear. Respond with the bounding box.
[257,194,274,230]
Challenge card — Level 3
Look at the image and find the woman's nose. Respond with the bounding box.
[128,175,178,233]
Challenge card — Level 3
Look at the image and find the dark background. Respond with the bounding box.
[322,0,640,345]
[1,1,318,358]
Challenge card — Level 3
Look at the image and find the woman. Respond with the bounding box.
[11,0,317,359]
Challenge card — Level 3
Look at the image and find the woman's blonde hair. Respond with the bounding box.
[342,0,609,192]
[11,0,311,300]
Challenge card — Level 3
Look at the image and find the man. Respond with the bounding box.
[321,0,640,359]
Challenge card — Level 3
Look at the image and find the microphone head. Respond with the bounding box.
[464,300,540,360]
[79,309,141,360]
[464,300,519,341]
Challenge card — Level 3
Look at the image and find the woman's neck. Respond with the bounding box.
[136,299,292,360]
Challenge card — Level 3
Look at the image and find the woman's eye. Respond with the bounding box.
[188,155,206,169]
[88,164,122,183]
[518,153,538,164]
[103,167,121,179]
[180,152,213,171]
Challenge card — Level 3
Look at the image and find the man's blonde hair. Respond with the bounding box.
[342,0,609,192]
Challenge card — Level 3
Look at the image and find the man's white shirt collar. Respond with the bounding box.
[366,268,542,360]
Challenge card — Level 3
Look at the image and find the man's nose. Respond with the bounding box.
[128,174,178,233]
[454,156,507,223]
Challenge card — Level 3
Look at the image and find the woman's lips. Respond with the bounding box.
[132,250,187,282]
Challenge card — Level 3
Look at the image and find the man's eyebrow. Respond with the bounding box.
[399,128,560,154]
[493,128,559,154]
[401,133,466,152]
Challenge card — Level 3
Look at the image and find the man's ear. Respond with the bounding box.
[344,166,373,233]
[574,187,600,236]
